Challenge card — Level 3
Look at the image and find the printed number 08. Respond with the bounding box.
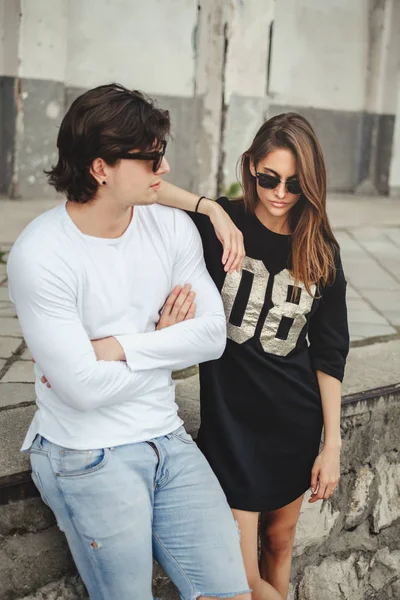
[221,257,315,357]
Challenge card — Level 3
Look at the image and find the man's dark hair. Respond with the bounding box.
[46,83,170,203]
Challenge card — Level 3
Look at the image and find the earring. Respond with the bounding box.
[102,181,106,185]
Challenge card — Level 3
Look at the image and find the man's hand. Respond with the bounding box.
[157,284,196,330]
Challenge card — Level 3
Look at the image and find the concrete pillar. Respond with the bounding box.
[0,0,21,196]
[389,73,400,197]
[356,0,400,195]
[222,0,273,194]
[0,0,67,198]
[194,0,235,198]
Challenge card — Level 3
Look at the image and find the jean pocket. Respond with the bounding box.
[57,447,109,478]
[31,469,51,508]
[171,427,196,445]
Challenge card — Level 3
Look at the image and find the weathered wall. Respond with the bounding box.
[1,0,400,199]
[289,390,400,599]
[268,0,400,195]
[1,389,399,600]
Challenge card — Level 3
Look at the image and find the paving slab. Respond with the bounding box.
[327,195,400,229]
[20,348,33,361]
[2,361,35,383]
[383,228,400,249]
[0,405,36,477]
[0,317,23,337]
[0,382,36,409]
[344,257,400,291]
[346,285,361,299]
[346,298,391,325]
[0,303,17,317]
[0,287,11,302]
[0,336,21,358]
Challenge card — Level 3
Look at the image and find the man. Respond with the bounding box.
[7,84,250,600]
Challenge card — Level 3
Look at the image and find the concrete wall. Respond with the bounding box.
[268,0,400,194]
[0,0,67,198]
[1,0,400,199]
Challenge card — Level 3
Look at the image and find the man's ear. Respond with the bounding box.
[90,158,108,185]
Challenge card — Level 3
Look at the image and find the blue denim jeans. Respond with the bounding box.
[30,426,250,600]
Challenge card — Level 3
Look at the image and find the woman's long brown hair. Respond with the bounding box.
[240,112,338,294]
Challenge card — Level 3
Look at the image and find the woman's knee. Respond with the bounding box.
[260,521,297,556]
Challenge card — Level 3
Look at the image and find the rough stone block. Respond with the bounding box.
[369,548,400,593]
[345,465,375,529]
[298,554,365,600]
[373,455,400,532]
[0,527,75,599]
[293,495,340,556]
[0,497,55,537]
[18,576,87,600]
[0,404,36,478]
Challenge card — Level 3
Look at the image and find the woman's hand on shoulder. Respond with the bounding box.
[203,200,245,274]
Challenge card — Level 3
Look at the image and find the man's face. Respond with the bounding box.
[105,146,170,207]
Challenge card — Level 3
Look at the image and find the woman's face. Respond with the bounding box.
[251,148,302,220]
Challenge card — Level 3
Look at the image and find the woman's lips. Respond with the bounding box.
[270,200,287,208]
[150,181,161,189]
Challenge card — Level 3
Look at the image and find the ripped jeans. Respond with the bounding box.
[30,426,250,600]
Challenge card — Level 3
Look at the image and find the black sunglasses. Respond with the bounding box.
[255,172,302,195]
[116,140,167,173]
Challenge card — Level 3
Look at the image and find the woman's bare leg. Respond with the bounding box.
[259,495,304,600]
[232,509,284,600]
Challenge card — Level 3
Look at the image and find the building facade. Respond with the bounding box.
[1,0,400,199]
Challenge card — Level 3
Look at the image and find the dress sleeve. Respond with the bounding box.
[308,251,350,382]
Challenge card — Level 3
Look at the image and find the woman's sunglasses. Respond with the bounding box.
[116,140,167,173]
[255,172,302,195]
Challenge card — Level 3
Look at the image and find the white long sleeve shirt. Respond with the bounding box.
[7,202,226,451]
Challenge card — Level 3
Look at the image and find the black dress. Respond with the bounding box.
[190,197,349,512]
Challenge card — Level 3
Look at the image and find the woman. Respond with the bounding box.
[157,113,349,600]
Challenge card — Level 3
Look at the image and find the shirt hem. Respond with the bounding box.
[21,417,184,452]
